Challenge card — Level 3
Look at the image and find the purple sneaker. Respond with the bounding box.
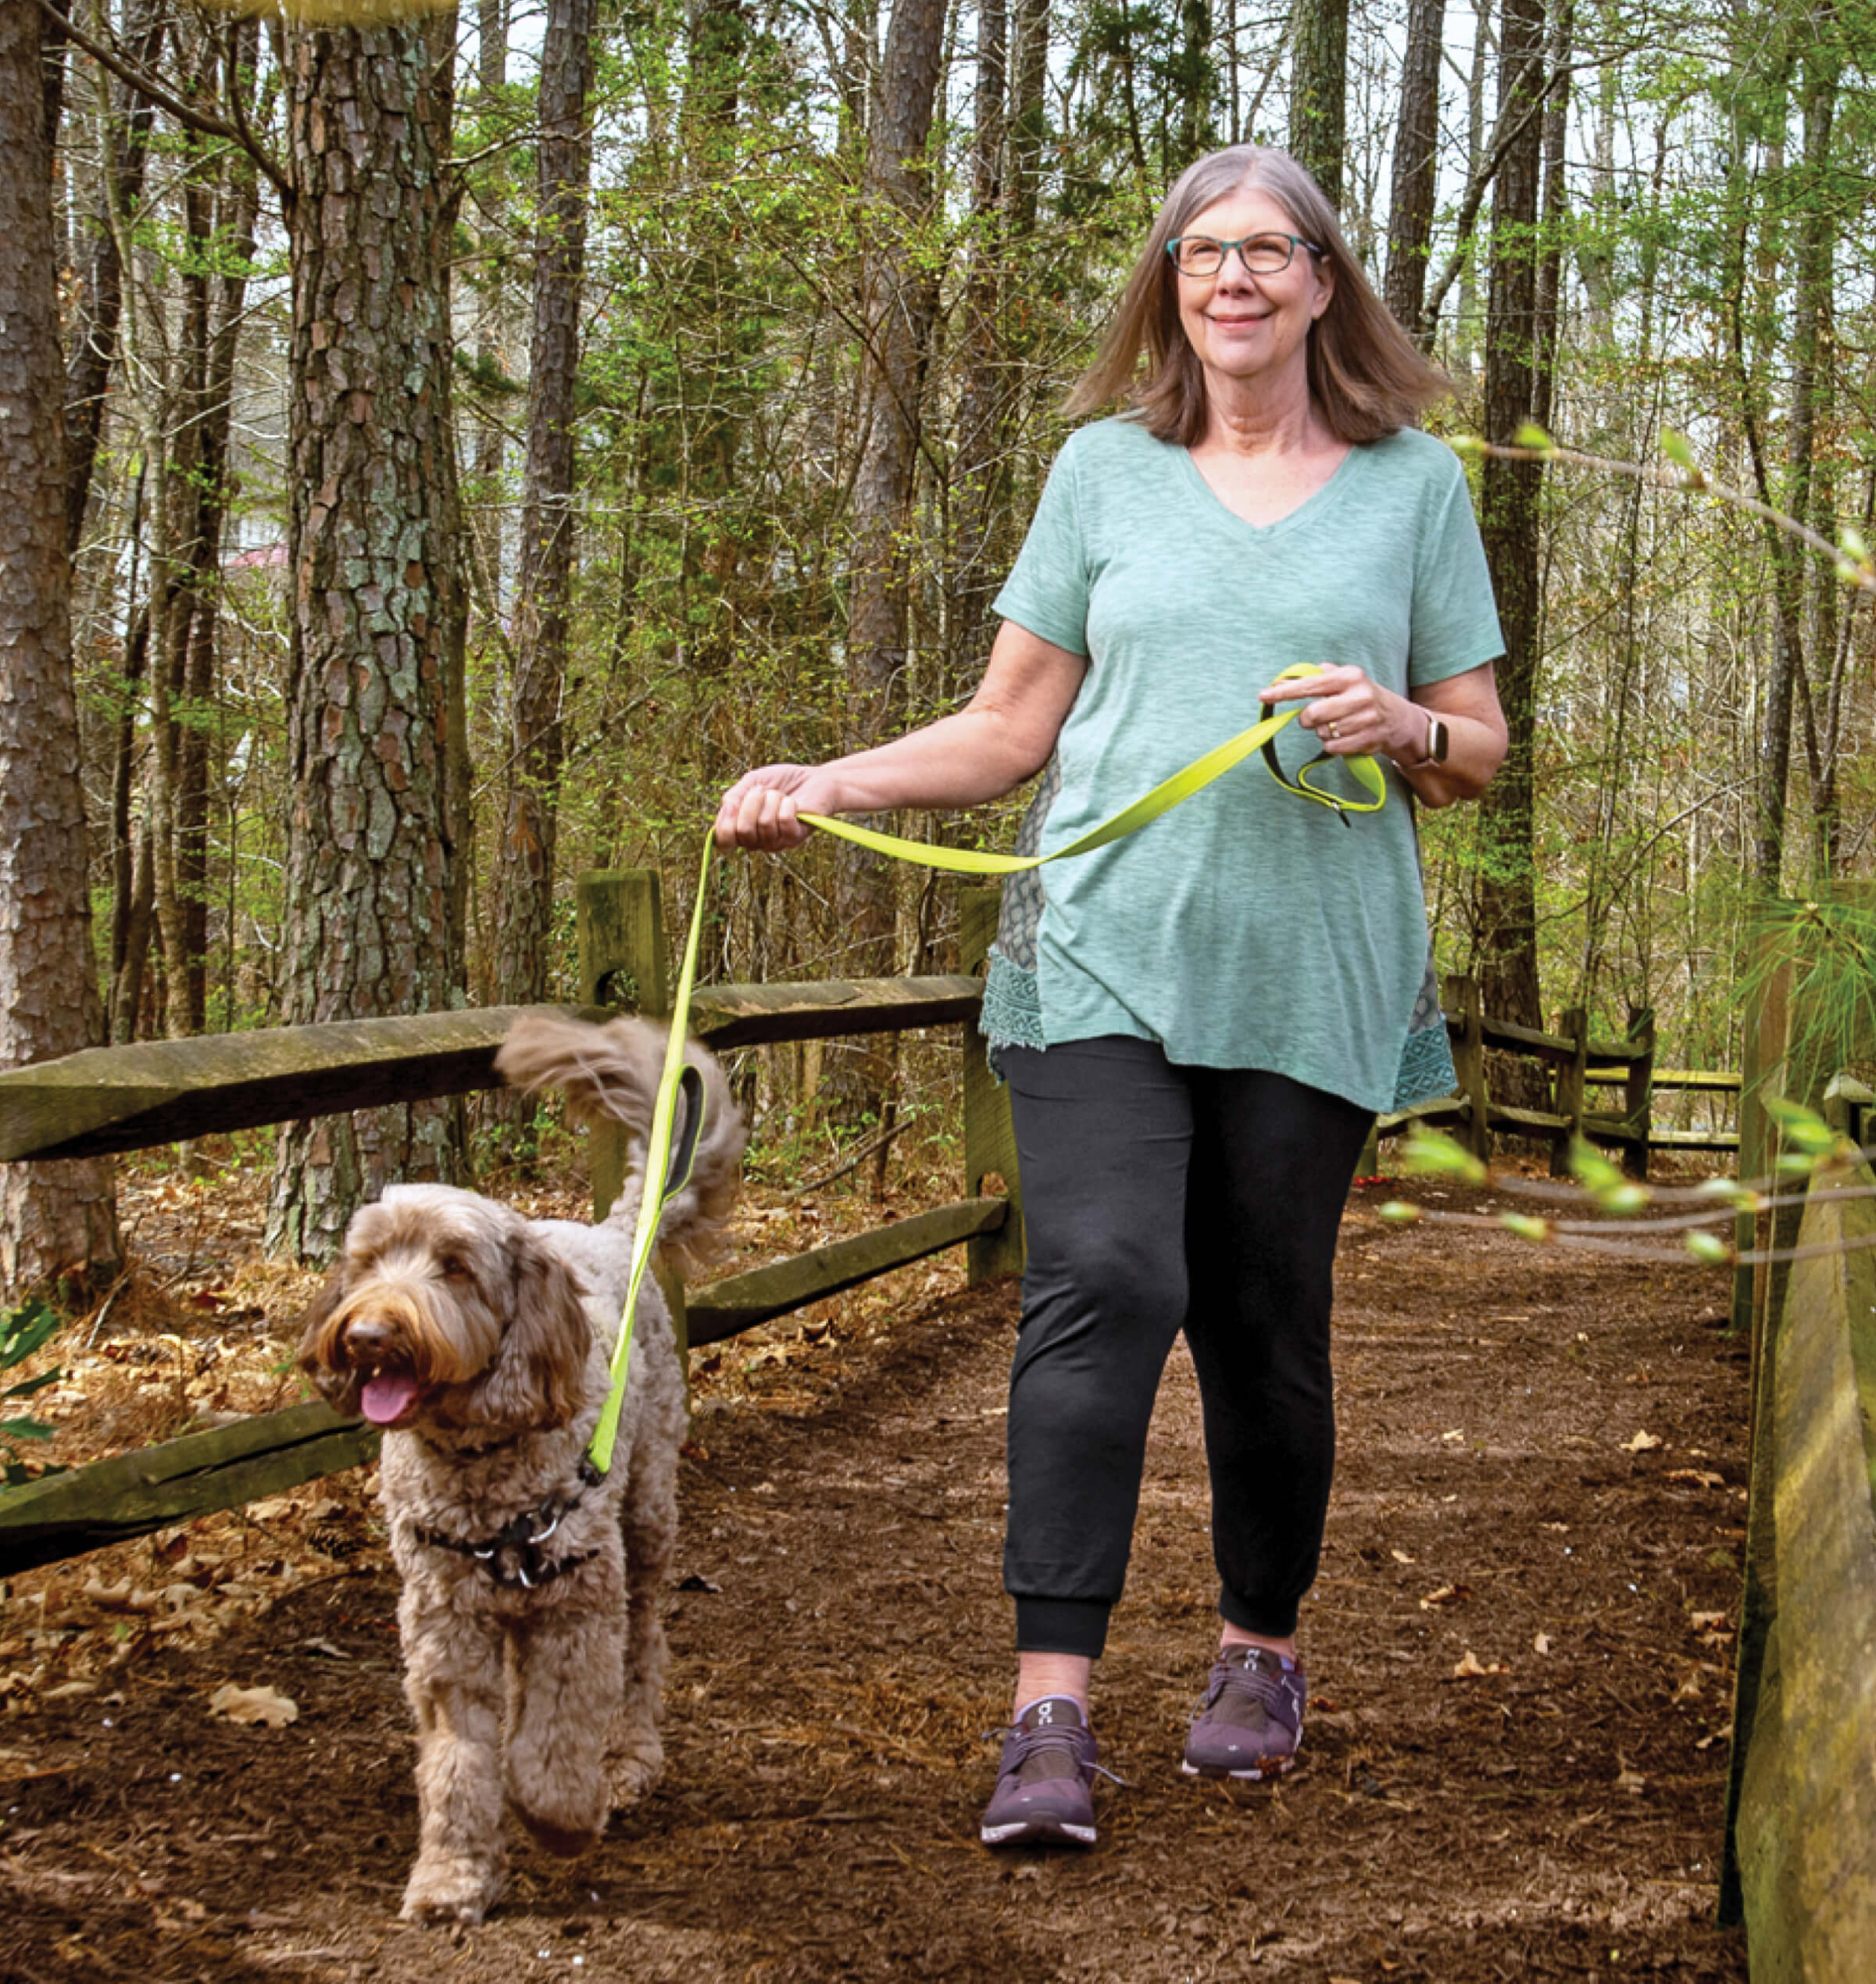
[980,1696,1104,1846]
[1181,1646,1306,1780]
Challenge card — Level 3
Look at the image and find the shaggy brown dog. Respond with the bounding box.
[298,1015,745,1924]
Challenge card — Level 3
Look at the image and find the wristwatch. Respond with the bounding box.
[1414,713,1449,767]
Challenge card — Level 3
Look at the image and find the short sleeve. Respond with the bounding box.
[992,439,1091,656]
[1408,451,1505,688]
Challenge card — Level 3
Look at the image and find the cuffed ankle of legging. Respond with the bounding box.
[1013,1596,1111,1659]
[1219,1585,1301,1641]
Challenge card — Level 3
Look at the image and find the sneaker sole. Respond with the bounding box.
[1180,1752,1299,1782]
[980,1818,1098,1846]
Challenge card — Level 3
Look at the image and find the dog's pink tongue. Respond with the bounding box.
[361,1375,418,1425]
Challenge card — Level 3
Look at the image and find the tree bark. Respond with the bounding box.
[839,0,948,992]
[0,0,121,1296]
[266,17,463,1264]
[1474,0,1547,1056]
[1383,0,1443,339]
[1530,0,1570,438]
[949,0,1009,699]
[491,0,597,1035]
[1288,0,1348,206]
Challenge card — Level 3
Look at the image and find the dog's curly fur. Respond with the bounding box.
[298,1015,745,1925]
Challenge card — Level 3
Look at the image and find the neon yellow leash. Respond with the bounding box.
[584,663,1382,1473]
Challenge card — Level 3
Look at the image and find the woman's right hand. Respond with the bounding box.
[713,763,845,851]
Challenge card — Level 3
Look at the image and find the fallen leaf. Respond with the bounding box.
[1441,1428,1464,1442]
[1615,1769,1646,1796]
[1420,1583,1471,1610]
[1622,1430,1664,1453]
[1696,1723,1733,1751]
[1665,1467,1725,1488]
[1533,1632,1553,1655]
[1690,1610,1728,1632]
[1453,1650,1508,1678]
[1390,1549,1415,1564]
[209,1683,298,1728]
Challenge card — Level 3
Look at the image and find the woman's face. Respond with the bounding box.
[1170,184,1335,400]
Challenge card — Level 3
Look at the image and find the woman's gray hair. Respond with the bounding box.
[1065,145,1449,446]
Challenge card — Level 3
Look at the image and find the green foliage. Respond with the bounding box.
[1,1300,66,1489]
[1738,898,1876,1106]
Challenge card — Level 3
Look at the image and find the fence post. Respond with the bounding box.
[1552,1006,1588,1178]
[959,887,1024,1281]
[1624,1005,1656,1181]
[1447,973,1490,1164]
[576,870,686,1359]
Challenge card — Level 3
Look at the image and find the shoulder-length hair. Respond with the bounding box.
[1065,145,1449,446]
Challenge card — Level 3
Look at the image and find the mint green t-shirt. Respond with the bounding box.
[981,416,1503,1114]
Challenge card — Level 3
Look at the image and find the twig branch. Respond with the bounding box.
[38,0,290,202]
[1467,438,1876,595]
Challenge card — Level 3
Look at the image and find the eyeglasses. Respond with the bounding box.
[1165,233,1324,278]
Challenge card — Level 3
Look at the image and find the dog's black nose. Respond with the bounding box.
[343,1317,394,1356]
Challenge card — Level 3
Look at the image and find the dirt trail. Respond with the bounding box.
[2,1181,1749,1983]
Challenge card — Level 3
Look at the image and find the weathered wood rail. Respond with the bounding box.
[1728,1085,1876,1975]
[1362,975,1737,1178]
[0,869,1738,1575]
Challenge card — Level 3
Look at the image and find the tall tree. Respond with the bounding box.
[149,21,263,1044]
[63,0,167,559]
[0,0,120,1295]
[1288,0,1347,204]
[840,0,949,993]
[266,16,463,1263]
[491,0,598,1046]
[1383,0,1443,339]
[950,0,1009,695]
[1473,0,1548,1045]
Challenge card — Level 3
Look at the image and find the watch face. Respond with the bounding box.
[1430,718,1450,763]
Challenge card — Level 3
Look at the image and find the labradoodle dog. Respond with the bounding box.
[298,1014,745,1925]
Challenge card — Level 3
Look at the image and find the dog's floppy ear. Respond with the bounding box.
[295,1266,363,1416]
[473,1228,594,1431]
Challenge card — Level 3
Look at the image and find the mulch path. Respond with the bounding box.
[1,1178,1749,1982]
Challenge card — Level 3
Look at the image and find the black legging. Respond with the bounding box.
[999,1038,1374,1658]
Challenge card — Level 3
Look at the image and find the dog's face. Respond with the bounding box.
[297,1189,594,1435]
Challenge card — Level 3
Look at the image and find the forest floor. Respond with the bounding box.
[0,1151,1751,1984]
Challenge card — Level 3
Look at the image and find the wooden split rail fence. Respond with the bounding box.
[0,872,1738,1576]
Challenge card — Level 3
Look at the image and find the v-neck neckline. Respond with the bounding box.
[1177,439,1361,540]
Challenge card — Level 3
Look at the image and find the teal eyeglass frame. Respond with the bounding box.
[1165,233,1326,277]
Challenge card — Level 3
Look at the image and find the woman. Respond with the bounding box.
[715,145,1508,1847]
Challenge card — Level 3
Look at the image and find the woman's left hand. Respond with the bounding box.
[1257,663,1415,761]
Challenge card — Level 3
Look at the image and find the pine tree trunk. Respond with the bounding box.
[1474,0,1548,1067]
[491,0,597,1040]
[1288,0,1348,206]
[266,18,463,1264]
[1383,0,1443,339]
[0,1,120,1296]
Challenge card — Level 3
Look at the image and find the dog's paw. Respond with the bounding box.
[610,1740,664,1807]
[400,1859,503,1925]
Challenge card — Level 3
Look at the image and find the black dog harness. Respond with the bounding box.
[416,1459,604,1590]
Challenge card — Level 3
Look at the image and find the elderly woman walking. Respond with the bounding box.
[716,144,1508,1846]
